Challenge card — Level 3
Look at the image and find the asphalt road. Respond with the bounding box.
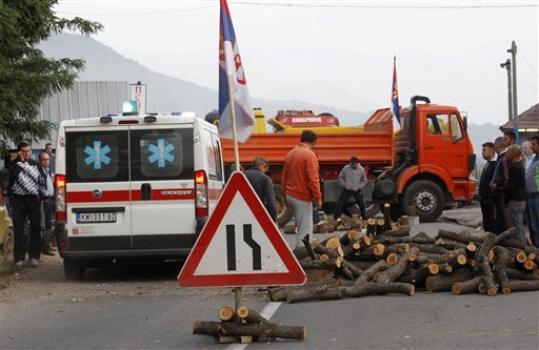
[1,209,538,350]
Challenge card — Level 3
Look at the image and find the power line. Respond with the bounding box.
[518,47,538,75]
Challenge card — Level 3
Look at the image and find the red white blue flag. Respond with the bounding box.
[218,0,255,143]
[391,56,401,126]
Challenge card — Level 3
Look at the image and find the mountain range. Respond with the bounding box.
[38,33,503,158]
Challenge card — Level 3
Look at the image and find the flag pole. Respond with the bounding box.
[226,73,243,311]
[227,75,241,173]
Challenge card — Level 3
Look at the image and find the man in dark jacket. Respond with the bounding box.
[245,156,278,222]
[490,131,516,232]
[479,142,497,233]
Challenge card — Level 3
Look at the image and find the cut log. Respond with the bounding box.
[237,307,275,326]
[493,246,511,294]
[383,203,392,231]
[507,280,539,292]
[435,238,467,250]
[302,234,318,260]
[285,282,415,303]
[425,268,473,292]
[376,247,420,283]
[376,219,385,235]
[361,235,373,247]
[218,306,236,322]
[506,268,539,280]
[452,276,484,295]
[325,236,341,250]
[410,243,449,255]
[397,266,431,286]
[476,228,517,263]
[314,244,343,259]
[437,229,484,244]
[516,250,529,263]
[414,248,467,267]
[386,253,399,265]
[376,231,435,245]
[340,230,359,246]
[341,260,362,278]
[426,263,440,275]
[478,260,497,296]
[466,242,478,254]
[523,260,537,271]
[357,259,390,283]
[378,225,411,238]
[385,243,411,255]
[351,244,385,261]
[442,264,454,274]
[268,282,340,302]
[366,218,377,235]
[342,241,361,259]
[192,320,306,340]
[398,215,410,226]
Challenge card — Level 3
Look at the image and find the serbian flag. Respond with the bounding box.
[218,0,255,143]
[390,56,401,127]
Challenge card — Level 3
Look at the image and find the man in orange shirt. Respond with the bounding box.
[281,130,322,247]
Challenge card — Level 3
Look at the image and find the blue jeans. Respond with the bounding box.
[526,194,539,247]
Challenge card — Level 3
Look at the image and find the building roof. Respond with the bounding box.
[501,103,539,130]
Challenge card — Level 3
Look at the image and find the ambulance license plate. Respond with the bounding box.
[76,212,117,223]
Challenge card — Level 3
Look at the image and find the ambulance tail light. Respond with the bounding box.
[55,174,67,222]
[195,170,208,218]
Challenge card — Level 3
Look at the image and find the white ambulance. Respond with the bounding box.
[54,112,224,279]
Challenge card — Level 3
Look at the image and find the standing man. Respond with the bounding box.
[334,156,367,221]
[281,130,321,247]
[522,140,534,171]
[39,152,55,255]
[8,142,45,267]
[525,135,539,247]
[505,145,527,244]
[245,156,278,222]
[479,142,498,233]
[491,131,517,232]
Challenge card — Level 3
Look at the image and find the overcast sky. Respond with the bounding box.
[55,0,538,125]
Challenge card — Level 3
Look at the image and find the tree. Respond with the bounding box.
[0,0,102,153]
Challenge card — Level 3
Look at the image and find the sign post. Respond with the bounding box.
[129,81,147,115]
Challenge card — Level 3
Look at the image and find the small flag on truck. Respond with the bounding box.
[391,55,401,127]
[218,0,255,143]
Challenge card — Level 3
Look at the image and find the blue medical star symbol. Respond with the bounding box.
[148,139,175,168]
[84,141,111,170]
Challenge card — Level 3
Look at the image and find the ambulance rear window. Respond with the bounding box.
[131,128,194,180]
[66,131,128,182]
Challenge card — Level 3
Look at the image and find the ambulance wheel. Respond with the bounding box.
[64,259,85,280]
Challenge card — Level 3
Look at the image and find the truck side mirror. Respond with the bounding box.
[463,116,468,132]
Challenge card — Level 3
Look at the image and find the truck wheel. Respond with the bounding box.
[64,259,85,280]
[273,184,293,227]
[402,180,445,222]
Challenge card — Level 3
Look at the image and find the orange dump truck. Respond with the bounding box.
[221,96,476,223]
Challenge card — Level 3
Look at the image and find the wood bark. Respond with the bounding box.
[376,231,435,245]
[437,229,484,244]
[435,238,467,250]
[506,268,539,280]
[357,259,390,283]
[383,203,392,231]
[396,266,431,286]
[452,276,484,295]
[378,226,411,238]
[193,321,306,340]
[506,280,539,292]
[376,247,420,284]
[376,219,386,235]
[285,282,415,303]
[425,268,473,292]
[493,246,511,294]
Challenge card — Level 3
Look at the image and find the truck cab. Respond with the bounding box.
[378,96,477,221]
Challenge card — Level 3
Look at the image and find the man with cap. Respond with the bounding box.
[334,156,367,221]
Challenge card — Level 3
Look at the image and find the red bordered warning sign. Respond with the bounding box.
[178,172,306,287]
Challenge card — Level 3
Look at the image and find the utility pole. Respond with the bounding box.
[507,41,519,142]
[500,59,513,121]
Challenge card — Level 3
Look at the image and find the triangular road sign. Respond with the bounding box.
[178,172,306,287]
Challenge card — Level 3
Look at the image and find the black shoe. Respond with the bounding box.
[42,248,55,256]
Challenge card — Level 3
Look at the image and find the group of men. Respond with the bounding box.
[5,142,56,267]
[246,130,366,248]
[479,130,539,247]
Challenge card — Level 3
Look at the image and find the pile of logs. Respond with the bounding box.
[270,223,539,303]
[192,306,306,343]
